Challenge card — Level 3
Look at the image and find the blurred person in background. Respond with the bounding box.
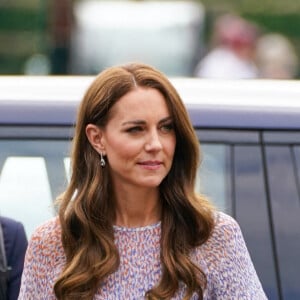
[255,33,299,79]
[0,216,27,300]
[194,13,259,79]
[49,0,73,74]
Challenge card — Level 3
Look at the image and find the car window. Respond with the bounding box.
[196,143,232,214]
[0,156,55,237]
[0,140,70,237]
[64,157,71,182]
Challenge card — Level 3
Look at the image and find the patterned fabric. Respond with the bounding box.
[18,212,267,299]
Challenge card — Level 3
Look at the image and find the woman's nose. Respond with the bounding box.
[145,130,163,151]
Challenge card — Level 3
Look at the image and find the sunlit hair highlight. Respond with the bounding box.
[54,62,215,299]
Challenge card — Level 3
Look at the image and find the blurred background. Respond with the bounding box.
[0,0,299,79]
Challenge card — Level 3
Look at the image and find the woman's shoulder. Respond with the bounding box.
[198,213,267,299]
[216,209,235,222]
[193,211,246,272]
[199,211,243,256]
[212,211,241,235]
[20,217,65,295]
[24,217,65,267]
[29,217,61,247]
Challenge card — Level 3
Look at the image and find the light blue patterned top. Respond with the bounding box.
[18,212,267,299]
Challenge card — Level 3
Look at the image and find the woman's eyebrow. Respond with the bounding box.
[122,116,172,126]
[121,120,145,126]
[158,116,173,124]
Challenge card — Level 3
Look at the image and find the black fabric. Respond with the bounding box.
[0,216,28,300]
[0,221,8,299]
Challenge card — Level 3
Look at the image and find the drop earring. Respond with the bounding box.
[100,152,106,167]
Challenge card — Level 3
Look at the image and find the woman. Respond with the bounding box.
[18,63,266,299]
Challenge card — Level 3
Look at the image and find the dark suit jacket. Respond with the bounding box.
[1,216,28,300]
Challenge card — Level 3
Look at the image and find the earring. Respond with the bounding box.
[100,152,106,167]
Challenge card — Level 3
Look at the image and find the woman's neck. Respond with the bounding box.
[113,186,161,228]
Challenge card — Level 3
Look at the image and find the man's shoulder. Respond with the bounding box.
[0,215,25,237]
[0,215,22,227]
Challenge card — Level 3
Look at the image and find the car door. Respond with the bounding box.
[262,131,300,300]
[196,128,300,300]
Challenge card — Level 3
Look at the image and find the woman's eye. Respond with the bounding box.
[126,126,143,133]
[161,123,174,133]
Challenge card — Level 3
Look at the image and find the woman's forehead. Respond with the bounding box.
[107,87,171,122]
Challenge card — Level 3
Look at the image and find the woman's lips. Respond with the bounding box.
[138,161,162,170]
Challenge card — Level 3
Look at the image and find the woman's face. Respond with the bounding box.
[100,87,176,190]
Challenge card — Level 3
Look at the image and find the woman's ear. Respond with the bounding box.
[85,124,105,154]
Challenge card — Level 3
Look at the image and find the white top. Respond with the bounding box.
[195,47,258,79]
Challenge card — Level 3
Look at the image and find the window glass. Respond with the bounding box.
[0,140,70,238]
[196,144,232,214]
[64,157,71,182]
[0,157,54,237]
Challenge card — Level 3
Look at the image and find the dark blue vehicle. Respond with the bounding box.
[0,76,300,300]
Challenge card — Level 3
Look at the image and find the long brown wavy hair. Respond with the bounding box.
[54,63,215,299]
